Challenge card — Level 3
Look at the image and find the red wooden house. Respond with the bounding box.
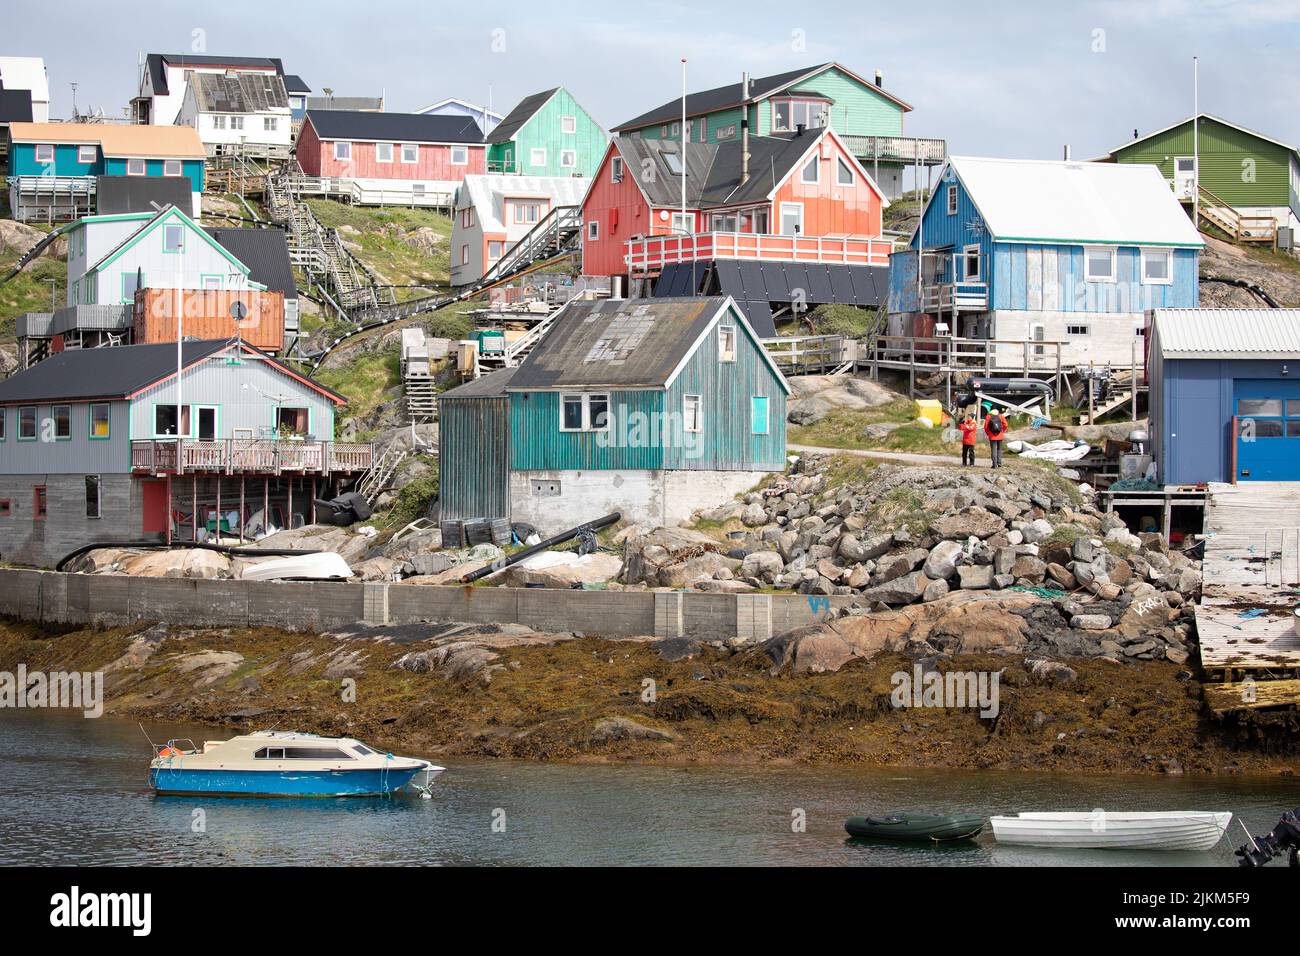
[296,110,486,207]
[580,127,891,333]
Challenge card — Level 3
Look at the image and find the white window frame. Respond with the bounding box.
[162,223,184,253]
[460,245,469,266]
[263,117,277,132]
[529,147,547,167]
[162,159,182,177]
[1140,247,1173,286]
[212,115,226,130]
[836,157,855,186]
[1084,245,1117,283]
[718,325,737,362]
[962,244,982,281]
[451,145,469,166]
[401,143,419,164]
[717,124,737,141]
[683,394,703,433]
[558,393,610,432]
[801,157,819,185]
[779,202,804,236]
[611,156,624,183]
[946,185,958,215]
[561,115,577,134]
[670,211,693,235]
[487,240,504,261]
[34,144,53,163]
[333,141,352,161]
[126,158,146,176]
[77,144,96,164]
[587,220,599,241]
[375,142,394,164]
[560,149,577,169]
[1066,323,1092,336]
[229,115,244,131]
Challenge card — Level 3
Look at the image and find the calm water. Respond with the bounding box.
[0,711,1295,866]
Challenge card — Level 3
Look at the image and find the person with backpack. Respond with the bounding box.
[984,406,1008,468]
[958,412,978,467]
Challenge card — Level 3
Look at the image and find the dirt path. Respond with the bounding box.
[788,443,986,468]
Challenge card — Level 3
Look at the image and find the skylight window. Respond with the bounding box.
[664,152,684,175]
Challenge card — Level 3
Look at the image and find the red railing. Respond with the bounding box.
[624,231,893,272]
[130,440,373,475]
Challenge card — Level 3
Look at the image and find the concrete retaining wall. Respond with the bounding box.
[0,569,850,640]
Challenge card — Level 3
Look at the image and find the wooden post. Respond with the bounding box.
[264,478,269,534]
[215,477,221,541]
[165,475,172,546]
[1088,361,1095,423]
[288,477,294,530]
[191,474,197,542]
[239,476,245,544]
[1162,494,1172,545]
[908,339,915,398]
[1131,338,1138,422]
[311,477,317,525]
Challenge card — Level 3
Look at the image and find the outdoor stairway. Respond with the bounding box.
[474,291,585,377]
[0,225,65,286]
[1197,186,1277,246]
[356,439,411,505]
[403,372,437,424]
[205,151,267,196]
[479,205,582,286]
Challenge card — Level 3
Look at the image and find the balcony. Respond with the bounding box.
[130,439,373,476]
[841,135,947,165]
[922,281,989,313]
[624,231,893,274]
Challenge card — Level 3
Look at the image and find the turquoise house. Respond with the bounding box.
[438,296,789,531]
[486,87,607,178]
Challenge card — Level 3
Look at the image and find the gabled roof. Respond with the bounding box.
[441,365,518,399]
[926,155,1203,248]
[507,295,789,392]
[456,174,591,231]
[282,74,311,95]
[189,71,289,113]
[304,109,482,144]
[0,57,49,103]
[145,53,284,96]
[0,88,33,124]
[95,175,194,215]
[1106,113,1300,160]
[486,88,559,144]
[203,227,298,301]
[417,97,503,122]
[1153,309,1300,359]
[87,205,255,280]
[7,122,206,160]
[612,62,911,132]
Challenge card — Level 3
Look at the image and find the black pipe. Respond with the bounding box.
[55,540,322,573]
[458,512,621,584]
[1200,275,1281,309]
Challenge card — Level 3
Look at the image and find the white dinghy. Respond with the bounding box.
[241,552,353,581]
[990,811,1232,851]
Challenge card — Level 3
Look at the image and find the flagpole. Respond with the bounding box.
[680,57,687,229]
[1192,56,1199,227]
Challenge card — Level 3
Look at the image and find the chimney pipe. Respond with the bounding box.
[1063,144,1071,161]
[796,123,805,137]
[875,69,883,88]
[1133,128,1139,139]
[741,71,751,185]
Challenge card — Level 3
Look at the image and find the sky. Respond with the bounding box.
[8,0,1300,162]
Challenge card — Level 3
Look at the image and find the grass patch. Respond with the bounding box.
[866,486,931,538]
[818,453,881,489]
[805,302,884,338]
[790,400,951,455]
[304,199,453,300]
[0,253,63,342]
[378,468,439,530]
[314,346,401,431]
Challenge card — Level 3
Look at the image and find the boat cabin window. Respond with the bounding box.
[352,744,376,756]
[254,747,286,759]
[254,746,353,760]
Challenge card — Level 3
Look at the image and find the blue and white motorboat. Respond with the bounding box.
[148,730,444,798]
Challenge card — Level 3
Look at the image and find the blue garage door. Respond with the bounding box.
[1235,379,1300,481]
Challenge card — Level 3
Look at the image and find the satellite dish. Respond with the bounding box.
[229,300,249,322]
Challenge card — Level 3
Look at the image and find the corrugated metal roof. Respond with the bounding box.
[204,227,298,300]
[282,74,311,94]
[146,54,284,96]
[947,155,1203,247]
[1153,309,1300,358]
[305,96,383,111]
[0,340,228,403]
[456,174,589,231]
[441,365,518,399]
[7,122,206,159]
[508,296,726,389]
[189,71,289,113]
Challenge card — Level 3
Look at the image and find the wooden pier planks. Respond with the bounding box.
[1203,678,1300,714]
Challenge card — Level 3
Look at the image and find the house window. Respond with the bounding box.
[375,142,394,163]
[529,147,547,167]
[263,117,278,131]
[559,393,609,431]
[0,500,9,516]
[560,149,576,169]
[53,405,71,440]
[121,272,142,303]
[276,407,309,436]
[163,224,184,253]
[35,144,53,163]
[837,157,855,186]
[664,152,684,175]
[670,211,692,234]
[18,407,36,440]
[698,116,707,141]
[230,116,244,130]
[213,115,226,130]
[33,486,47,520]
[683,394,703,433]
[126,158,146,176]
[660,125,669,137]
[801,158,819,184]
[561,115,577,134]
[963,244,982,281]
[462,208,473,228]
[401,143,419,163]
[946,185,958,215]
[611,156,624,183]
[587,220,599,241]
[1066,324,1092,336]
[716,124,737,140]
[512,202,542,224]
[0,409,5,441]
[85,476,101,519]
[751,396,769,435]
[488,241,504,260]
[670,122,679,136]
[77,145,96,164]
[163,159,182,176]
[772,99,827,132]
[710,213,738,232]
[154,404,191,437]
[460,244,469,265]
[718,325,737,362]
[1141,248,1173,285]
[89,403,111,439]
[1085,246,1116,282]
[202,275,221,290]
[451,146,469,165]
[334,141,352,161]
[412,183,426,196]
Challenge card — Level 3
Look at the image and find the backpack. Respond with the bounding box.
[987,415,1004,437]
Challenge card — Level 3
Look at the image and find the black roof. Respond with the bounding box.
[95,175,193,215]
[305,110,483,144]
[440,365,517,399]
[508,297,728,390]
[612,62,910,131]
[0,340,228,404]
[282,74,311,94]
[0,87,32,124]
[145,54,286,96]
[486,88,558,144]
[203,228,298,301]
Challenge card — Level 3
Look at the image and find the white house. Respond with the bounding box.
[0,57,50,122]
[451,174,588,286]
[132,53,289,126]
[66,205,262,307]
[175,71,293,157]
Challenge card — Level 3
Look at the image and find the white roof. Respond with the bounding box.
[1153,308,1300,358]
[0,56,49,102]
[456,174,589,231]
[945,155,1203,248]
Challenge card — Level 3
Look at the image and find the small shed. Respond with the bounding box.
[437,366,516,521]
[1148,308,1300,484]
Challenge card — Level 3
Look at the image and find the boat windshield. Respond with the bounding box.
[351,744,376,756]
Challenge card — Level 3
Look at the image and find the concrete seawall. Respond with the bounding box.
[0,569,852,640]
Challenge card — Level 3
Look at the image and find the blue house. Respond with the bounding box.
[417,96,503,136]
[888,156,1203,370]
[1149,309,1300,484]
[6,122,207,222]
[438,296,790,531]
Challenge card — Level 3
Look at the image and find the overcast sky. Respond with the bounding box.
[8,0,1300,160]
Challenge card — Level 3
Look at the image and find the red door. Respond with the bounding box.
[141,480,168,534]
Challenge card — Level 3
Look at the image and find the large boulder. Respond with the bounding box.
[254,525,371,564]
[657,552,741,589]
[741,550,785,583]
[498,551,623,588]
[857,570,931,605]
[120,548,232,579]
[931,507,1006,540]
[923,540,965,580]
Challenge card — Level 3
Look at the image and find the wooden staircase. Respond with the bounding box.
[1197,186,1277,247]
[356,439,411,505]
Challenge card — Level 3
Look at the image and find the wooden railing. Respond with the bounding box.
[1196,185,1277,245]
[921,281,989,312]
[868,335,1067,375]
[130,439,373,475]
[762,335,859,374]
[624,232,893,272]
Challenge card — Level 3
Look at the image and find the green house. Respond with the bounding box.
[611,62,942,199]
[438,296,789,532]
[1104,113,1300,238]
[485,87,607,178]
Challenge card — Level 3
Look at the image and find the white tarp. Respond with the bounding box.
[1008,439,1092,462]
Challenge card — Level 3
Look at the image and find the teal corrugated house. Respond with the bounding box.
[438,296,789,531]
[485,87,607,178]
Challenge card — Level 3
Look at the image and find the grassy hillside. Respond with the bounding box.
[304,200,453,301]
[0,253,62,342]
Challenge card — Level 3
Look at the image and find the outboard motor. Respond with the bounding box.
[1235,807,1300,867]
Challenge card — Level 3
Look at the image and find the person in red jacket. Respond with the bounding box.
[959,413,978,467]
[984,407,1008,468]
